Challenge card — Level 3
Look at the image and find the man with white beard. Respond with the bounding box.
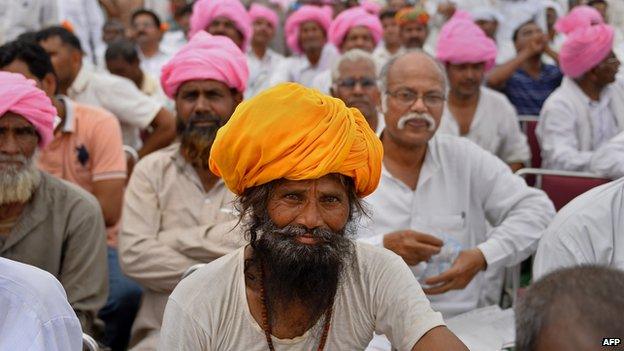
[359,51,555,322]
[0,71,108,335]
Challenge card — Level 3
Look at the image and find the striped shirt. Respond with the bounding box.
[502,64,562,116]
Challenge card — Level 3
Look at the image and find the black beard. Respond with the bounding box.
[253,217,356,327]
[177,114,223,170]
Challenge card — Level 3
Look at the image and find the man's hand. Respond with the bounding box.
[423,248,487,295]
[383,230,443,266]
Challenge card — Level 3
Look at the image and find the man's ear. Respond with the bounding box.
[234,91,244,105]
[41,72,58,96]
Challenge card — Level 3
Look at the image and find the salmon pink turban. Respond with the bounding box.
[189,0,252,49]
[0,72,56,148]
[559,24,614,78]
[285,5,332,54]
[249,4,279,29]
[209,83,383,197]
[160,31,249,98]
[436,17,497,71]
[328,7,383,50]
[555,5,603,35]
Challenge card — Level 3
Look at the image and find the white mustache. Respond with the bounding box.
[397,113,436,131]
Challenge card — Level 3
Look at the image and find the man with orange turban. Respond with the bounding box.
[159,82,469,350]
[118,31,248,350]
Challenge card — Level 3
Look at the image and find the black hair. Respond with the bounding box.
[105,39,140,63]
[512,19,536,43]
[380,8,397,21]
[587,0,607,6]
[35,26,83,52]
[0,39,55,80]
[175,3,194,18]
[131,8,162,28]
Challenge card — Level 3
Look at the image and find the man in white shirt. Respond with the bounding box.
[436,16,530,171]
[119,32,247,351]
[331,49,384,134]
[373,9,405,69]
[57,0,106,66]
[537,23,624,172]
[0,0,58,45]
[36,26,176,156]
[0,257,82,351]
[396,6,434,53]
[159,82,469,351]
[245,4,285,99]
[359,51,555,318]
[532,178,624,279]
[130,9,172,80]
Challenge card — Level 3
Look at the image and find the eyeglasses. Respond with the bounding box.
[336,77,377,90]
[386,88,445,108]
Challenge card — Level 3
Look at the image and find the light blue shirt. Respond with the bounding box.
[0,257,82,351]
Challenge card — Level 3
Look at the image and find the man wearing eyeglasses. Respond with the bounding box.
[330,49,383,134]
[357,51,554,328]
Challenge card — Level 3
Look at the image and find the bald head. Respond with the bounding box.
[381,50,446,93]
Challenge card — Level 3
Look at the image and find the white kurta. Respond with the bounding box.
[533,178,624,280]
[537,77,624,172]
[438,86,530,164]
[246,48,285,99]
[358,134,555,317]
[269,43,339,88]
[589,131,624,179]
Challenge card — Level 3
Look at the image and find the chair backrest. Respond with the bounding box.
[516,168,611,211]
[82,333,99,351]
[518,115,541,169]
[182,263,206,280]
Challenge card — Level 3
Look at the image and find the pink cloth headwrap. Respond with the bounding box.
[160,31,249,98]
[189,0,252,50]
[361,0,382,15]
[0,72,56,148]
[555,5,603,35]
[559,24,614,78]
[436,17,497,71]
[328,7,383,50]
[249,4,279,29]
[285,5,332,54]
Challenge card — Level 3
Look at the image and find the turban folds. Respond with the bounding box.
[189,0,252,49]
[555,5,603,35]
[559,24,614,78]
[361,0,382,16]
[0,72,56,148]
[249,4,279,29]
[395,6,430,26]
[160,31,249,98]
[209,83,383,197]
[285,5,332,54]
[436,17,497,71]
[328,7,383,50]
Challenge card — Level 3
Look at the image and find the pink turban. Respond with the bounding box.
[559,24,614,78]
[328,7,383,50]
[436,17,497,71]
[249,4,279,29]
[0,72,56,148]
[189,0,252,50]
[160,31,249,98]
[285,5,332,54]
[361,0,382,16]
[555,5,603,35]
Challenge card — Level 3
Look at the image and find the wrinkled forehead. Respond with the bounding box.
[388,55,445,92]
[0,112,34,128]
[272,174,352,193]
[338,58,377,78]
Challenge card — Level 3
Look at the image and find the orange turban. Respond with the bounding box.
[209,83,383,197]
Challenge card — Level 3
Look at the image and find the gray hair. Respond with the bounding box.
[515,266,624,351]
[379,49,447,93]
[331,49,378,83]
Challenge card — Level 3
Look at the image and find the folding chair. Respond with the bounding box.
[516,168,611,211]
[182,263,206,280]
[82,333,99,351]
[518,115,541,169]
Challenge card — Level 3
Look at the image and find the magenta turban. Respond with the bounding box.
[285,5,332,54]
[249,4,279,29]
[0,72,56,148]
[328,7,383,51]
[559,24,614,78]
[436,17,497,71]
[160,31,249,98]
[189,0,252,50]
[555,5,603,35]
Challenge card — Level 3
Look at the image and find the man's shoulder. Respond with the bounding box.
[133,143,180,174]
[73,101,118,125]
[481,87,516,110]
[40,171,100,211]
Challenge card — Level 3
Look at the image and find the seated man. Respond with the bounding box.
[246,4,285,99]
[436,16,530,171]
[537,23,624,172]
[359,51,554,319]
[0,257,82,350]
[130,9,172,80]
[119,32,247,350]
[487,20,562,116]
[188,0,252,51]
[516,266,624,351]
[270,5,339,88]
[396,6,433,53]
[533,177,624,279]
[0,71,107,334]
[373,9,404,69]
[159,82,469,351]
[330,49,384,133]
[36,26,176,157]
